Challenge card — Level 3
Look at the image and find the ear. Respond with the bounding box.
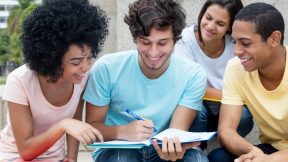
[268,31,282,47]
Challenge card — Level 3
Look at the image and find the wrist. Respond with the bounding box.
[59,118,70,132]
[115,125,127,140]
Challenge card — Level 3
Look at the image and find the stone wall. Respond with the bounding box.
[92,0,288,55]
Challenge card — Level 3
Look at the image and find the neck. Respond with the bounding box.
[196,32,225,58]
[258,46,286,90]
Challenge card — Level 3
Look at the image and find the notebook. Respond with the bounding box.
[88,128,217,149]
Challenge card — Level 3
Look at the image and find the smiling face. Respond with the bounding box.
[200,4,230,42]
[232,21,273,72]
[136,27,175,79]
[61,44,93,84]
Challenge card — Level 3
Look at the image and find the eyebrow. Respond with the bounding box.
[139,37,171,41]
[69,57,84,61]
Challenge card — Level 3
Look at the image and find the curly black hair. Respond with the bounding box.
[21,0,109,82]
[124,0,186,43]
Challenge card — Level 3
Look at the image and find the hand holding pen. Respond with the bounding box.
[125,109,157,132]
[122,109,155,141]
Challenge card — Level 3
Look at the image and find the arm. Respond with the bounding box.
[153,106,200,161]
[236,147,288,162]
[85,102,154,142]
[218,103,253,156]
[9,101,102,161]
[9,102,70,160]
[65,98,84,161]
[204,86,222,101]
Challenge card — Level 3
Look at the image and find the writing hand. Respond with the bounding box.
[123,120,154,141]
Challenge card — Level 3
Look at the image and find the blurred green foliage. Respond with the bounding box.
[0,0,38,66]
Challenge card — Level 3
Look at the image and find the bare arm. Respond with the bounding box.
[169,105,197,130]
[85,102,154,142]
[218,103,253,156]
[9,102,70,160]
[204,86,222,101]
[237,147,288,162]
[65,98,84,161]
[9,100,102,161]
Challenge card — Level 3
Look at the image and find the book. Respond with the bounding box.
[88,128,217,149]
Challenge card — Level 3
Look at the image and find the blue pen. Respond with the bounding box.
[125,109,157,132]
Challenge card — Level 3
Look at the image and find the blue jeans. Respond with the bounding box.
[208,143,278,162]
[190,101,253,136]
[92,145,209,162]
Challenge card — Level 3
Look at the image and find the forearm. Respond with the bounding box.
[66,134,79,161]
[204,87,222,100]
[89,122,127,141]
[17,119,67,160]
[218,128,253,156]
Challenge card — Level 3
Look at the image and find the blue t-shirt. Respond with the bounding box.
[83,50,207,133]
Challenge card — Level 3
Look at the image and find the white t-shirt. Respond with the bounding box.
[174,25,235,89]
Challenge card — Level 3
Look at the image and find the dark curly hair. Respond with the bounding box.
[21,0,109,82]
[124,0,186,43]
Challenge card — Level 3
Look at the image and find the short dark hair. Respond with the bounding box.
[124,0,186,43]
[198,0,243,43]
[22,0,109,82]
[234,2,285,45]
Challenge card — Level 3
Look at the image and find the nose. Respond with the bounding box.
[82,59,92,72]
[149,44,159,57]
[206,22,216,30]
[233,44,244,57]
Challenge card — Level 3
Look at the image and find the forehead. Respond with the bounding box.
[139,27,173,41]
[205,4,230,21]
[64,44,91,59]
[232,20,258,39]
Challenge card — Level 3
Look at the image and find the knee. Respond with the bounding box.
[95,149,140,162]
[184,148,209,162]
[208,148,236,162]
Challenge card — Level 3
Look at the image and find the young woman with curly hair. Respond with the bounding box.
[0,0,108,161]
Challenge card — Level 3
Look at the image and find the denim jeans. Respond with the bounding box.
[208,143,278,162]
[190,101,254,136]
[92,145,209,162]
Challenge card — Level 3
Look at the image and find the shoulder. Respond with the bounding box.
[173,54,206,77]
[7,64,35,82]
[179,25,195,42]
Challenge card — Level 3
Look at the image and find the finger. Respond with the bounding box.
[162,137,169,160]
[152,139,164,159]
[244,159,252,162]
[142,118,154,127]
[238,153,254,161]
[168,138,177,160]
[174,137,183,159]
[81,131,93,145]
[91,127,104,142]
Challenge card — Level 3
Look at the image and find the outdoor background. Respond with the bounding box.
[0,0,287,161]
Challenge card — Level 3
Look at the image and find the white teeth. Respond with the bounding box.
[148,57,159,61]
[240,58,250,63]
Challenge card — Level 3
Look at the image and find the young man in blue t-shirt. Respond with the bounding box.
[83,0,208,161]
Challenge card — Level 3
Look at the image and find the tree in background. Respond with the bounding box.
[0,0,38,67]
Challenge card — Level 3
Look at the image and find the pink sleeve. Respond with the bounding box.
[2,73,29,106]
